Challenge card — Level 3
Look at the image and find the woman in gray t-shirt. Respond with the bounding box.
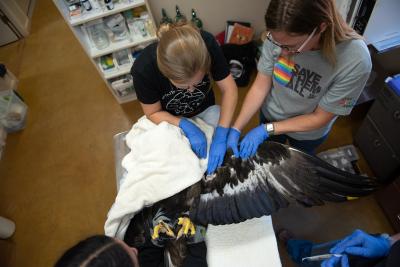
[227,0,371,157]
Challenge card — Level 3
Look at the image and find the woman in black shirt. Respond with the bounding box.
[131,23,237,174]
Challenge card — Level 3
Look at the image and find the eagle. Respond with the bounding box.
[122,141,378,267]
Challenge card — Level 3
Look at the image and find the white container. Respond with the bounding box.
[111,75,134,96]
[0,90,28,133]
[0,216,15,239]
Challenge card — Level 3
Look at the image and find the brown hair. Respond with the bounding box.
[156,23,211,82]
[265,0,362,65]
[54,235,136,267]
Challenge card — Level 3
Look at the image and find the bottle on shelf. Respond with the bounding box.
[160,8,173,25]
[104,0,114,10]
[174,5,187,24]
[191,8,203,29]
[80,0,92,11]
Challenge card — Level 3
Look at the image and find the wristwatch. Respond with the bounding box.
[264,123,275,136]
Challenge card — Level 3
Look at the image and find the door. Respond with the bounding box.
[0,9,21,46]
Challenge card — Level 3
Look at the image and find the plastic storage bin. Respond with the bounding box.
[0,90,28,133]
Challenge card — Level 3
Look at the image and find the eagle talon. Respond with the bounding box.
[176,217,196,239]
[151,220,176,240]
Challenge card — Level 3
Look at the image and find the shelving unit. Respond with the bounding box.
[52,0,157,103]
[89,34,157,58]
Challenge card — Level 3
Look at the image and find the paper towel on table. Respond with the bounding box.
[206,216,282,267]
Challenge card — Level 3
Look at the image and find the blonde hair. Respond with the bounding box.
[156,23,211,82]
[265,0,362,65]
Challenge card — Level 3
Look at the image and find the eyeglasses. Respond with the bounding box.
[172,80,206,91]
[266,28,317,54]
[170,74,210,92]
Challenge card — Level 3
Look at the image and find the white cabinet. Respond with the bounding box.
[0,0,36,46]
[52,0,157,103]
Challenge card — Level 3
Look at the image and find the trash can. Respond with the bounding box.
[0,89,28,133]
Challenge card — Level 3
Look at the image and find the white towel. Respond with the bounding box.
[104,116,213,239]
[206,216,282,267]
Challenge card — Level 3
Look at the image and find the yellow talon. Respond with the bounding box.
[346,196,359,201]
[177,217,196,238]
[151,221,176,240]
[151,224,161,239]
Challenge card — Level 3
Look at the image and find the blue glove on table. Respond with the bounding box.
[239,124,269,159]
[179,118,207,159]
[321,229,391,267]
[207,126,229,174]
[227,128,241,158]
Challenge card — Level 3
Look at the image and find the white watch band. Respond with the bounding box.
[264,123,274,136]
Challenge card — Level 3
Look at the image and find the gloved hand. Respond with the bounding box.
[321,229,391,267]
[227,128,241,158]
[239,124,269,159]
[207,126,229,174]
[179,118,207,159]
[321,254,349,267]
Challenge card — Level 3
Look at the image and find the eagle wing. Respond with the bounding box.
[190,141,378,226]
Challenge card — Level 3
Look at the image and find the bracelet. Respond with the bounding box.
[231,127,241,133]
[380,233,393,246]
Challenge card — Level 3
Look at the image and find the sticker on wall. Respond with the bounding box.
[273,56,295,87]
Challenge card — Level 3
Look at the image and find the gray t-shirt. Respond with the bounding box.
[258,39,372,140]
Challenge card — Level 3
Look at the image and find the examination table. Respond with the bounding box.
[113,131,282,267]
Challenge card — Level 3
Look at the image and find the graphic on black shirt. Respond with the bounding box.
[163,77,212,115]
[286,64,322,99]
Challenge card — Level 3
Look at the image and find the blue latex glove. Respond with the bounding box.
[321,254,349,267]
[239,124,269,159]
[179,118,207,158]
[331,229,391,257]
[207,126,229,174]
[227,128,241,158]
[321,229,391,267]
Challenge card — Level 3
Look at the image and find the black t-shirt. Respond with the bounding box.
[131,30,230,117]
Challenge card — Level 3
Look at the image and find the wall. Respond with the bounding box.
[148,0,271,36]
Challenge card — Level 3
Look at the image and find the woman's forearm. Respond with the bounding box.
[146,110,181,126]
[140,102,181,126]
[273,107,336,135]
[233,73,272,131]
[217,75,238,128]
[390,233,400,245]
